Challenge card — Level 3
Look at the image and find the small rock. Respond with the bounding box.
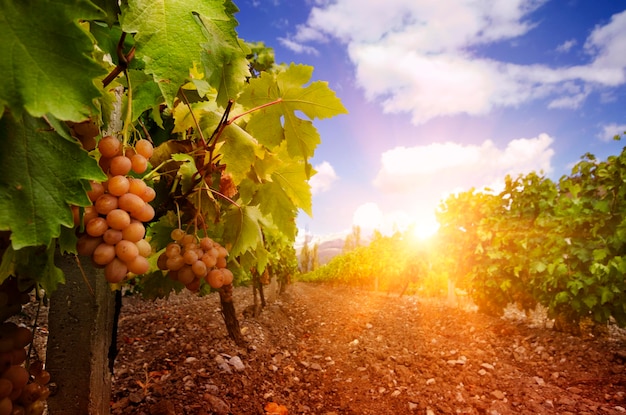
[481,363,495,370]
[203,393,230,415]
[426,408,435,415]
[155,330,165,335]
[490,390,505,400]
[391,390,401,398]
[478,369,487,376]
[615,406,626,412]
[185,357,198,363]
[426,378,435,385]
[349,339,359,346]
[310,363,323,371]
[408,402,418,411]
[129,391,144,404]
[148,400,175,415]
[534,376,545,386]
[229,356,246,372]
[366,323,373,329]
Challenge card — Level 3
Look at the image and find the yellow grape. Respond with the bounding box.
[139,186,156,203]
[170,229,185,242]
[177,266,195,285]
[217,246,228,258]
[206,269,224,289]
[135,139,154,158]
[76,235,102,257]
[17,383,41,407]
[106,209,131,230]
[157,253,168,271]
[185,278,201,292]
[115,240,138,263]
[98,136,121,158]
[13,327,32,349]
[94,194,118,215]
[0,379,11,399]
[221,268,234,285]
[0,397,11,415]
[118,193,145,216]
[126,256,149,275]
[104,258,127,283]
[165,256,185,272]
[181,234,195,246]
[199,237,213,251]
[107,175,130,197]
[201,253,217,268]
[216,256,227,269]
[109,156,132,176]
[11,349,26,366]
[92,243,115,265]
[165,243,181,258]
[128,178,147,197]
[122,221,145,243]
[182,250,198,265]
[25,400,45,415]
[82,206,99,225]
[130,154,148,174]
[102,229,123,245]
[135,239,152,257]
[85,217,108,238]
[132,204,154,222]
[87,181,105,202]
[2,366,29,391]
[191,260,207,278]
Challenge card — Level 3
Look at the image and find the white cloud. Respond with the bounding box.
[287,1,626,123]
[373,133,554,194]
[309,161,338,194]
[597,123,626,142]
[278,37,319,55]
[556,39,577,53]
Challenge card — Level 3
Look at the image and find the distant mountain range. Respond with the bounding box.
[315,238,345,265]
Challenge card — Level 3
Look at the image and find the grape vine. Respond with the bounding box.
[0,0,347,411]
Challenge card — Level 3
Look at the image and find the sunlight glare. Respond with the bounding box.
[411,215,440,241]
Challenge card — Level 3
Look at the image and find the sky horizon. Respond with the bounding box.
[234,0,626,246]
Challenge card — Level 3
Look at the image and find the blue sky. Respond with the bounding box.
[234,0,626,244]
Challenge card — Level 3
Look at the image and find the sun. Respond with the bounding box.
[410,214,440,241]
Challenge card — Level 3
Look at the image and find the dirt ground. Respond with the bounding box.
[110,282,626,415]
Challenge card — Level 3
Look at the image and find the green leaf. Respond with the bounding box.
[120,0,241,108]
[0,0,106,121]
[0,112,107,249]
[272,158,312,215]
[252,181,297,240]
[239,64,348,159]
[172,153,198,194]
[219,124,258,183]
[222,205,263,257]
[139,271,183,300]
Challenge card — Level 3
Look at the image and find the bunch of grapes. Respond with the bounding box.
[157,230,233,291]
[75,136,156,283]
[0,323,50,415]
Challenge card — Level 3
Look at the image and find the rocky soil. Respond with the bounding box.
[110,282,626,415]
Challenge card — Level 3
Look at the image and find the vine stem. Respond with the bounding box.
[121,69,133,147]
[180,89,207,148]
[227,98,283,125]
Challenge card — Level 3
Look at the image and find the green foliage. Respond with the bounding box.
[0,112,106,249]
[0,0,106,120]
[436,146,626,327]
[301,231,438,296]
[0,0,346,300]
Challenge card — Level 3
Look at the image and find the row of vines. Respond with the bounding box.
[0,0,345,413]
[304,142,626,331]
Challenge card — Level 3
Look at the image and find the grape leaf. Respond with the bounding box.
[218,124,258,183]
[272,158,313,216]
[195,0,251,106]
[120,0,244,108]
[251,181,298,240]
[238,64,348,159]
[0,0,106,121]
[222,205,264,257]
[0,112,107,249]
